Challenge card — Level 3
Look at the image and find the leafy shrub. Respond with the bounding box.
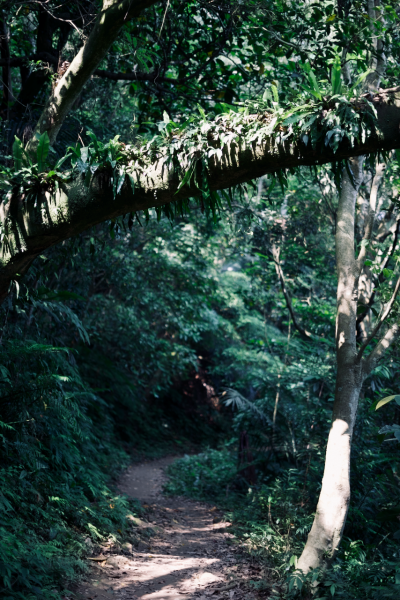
[0,340,139,600]
[164,449,237,501]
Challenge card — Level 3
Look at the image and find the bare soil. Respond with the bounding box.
[73,456,269,600]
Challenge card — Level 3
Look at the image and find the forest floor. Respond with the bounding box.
[72,457,270,600]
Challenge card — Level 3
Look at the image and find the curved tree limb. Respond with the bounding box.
[356,215,400,327]
[1,89,400,303]
[27,0,162,152]
[356,161,386,267]
[357,274,400,362]
[363,322,400,374]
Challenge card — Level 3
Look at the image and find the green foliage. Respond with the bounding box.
[0,210,237,597]
[2,2,400,599]
[0,62,381,216]
[68,132,135,199]
[0,340,138,600]
[165,449,237,501]
[0,133,69,211]
[157,172,400,599]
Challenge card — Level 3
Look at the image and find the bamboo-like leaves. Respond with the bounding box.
[376,394,400,410]
[12,137,24,171]
[331,55,342,96]
[301,65,322,101]
[36,132,50,173]
[175,160,196,195]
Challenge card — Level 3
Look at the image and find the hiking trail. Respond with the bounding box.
[73,457,267,600]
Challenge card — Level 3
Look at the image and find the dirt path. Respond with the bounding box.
[74,457,264,600]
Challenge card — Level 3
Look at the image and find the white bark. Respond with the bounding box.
[297,151,400,574]
[296,384,362,572]
[297,157,365,573]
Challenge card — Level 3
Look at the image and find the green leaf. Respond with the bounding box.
[36,132,50,172]
[331,55,342,96]
[84,168,92,187]
[271,83,279,104]
[12,136,24,171]
[300,84,322,101]
[87,130,102,156]
[307,70,322,100]
[67,145,82,163]
[197,104,206,119]
[349,69,372,97]
[54,153,72,170]
[376,395,400,410]
[114,168,125,198]
[175,161,196,195]
[163,110,170,123]
[262,86,272,103]
[127,172,135,194]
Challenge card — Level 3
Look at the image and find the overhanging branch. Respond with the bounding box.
[1,88,400,303]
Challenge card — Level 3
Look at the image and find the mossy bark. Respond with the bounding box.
[3,93,400,302]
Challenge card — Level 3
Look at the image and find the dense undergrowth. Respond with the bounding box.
[0,215,234,599]
[2,167,400,599]
[166,424,400,600]
[2,2,400,600]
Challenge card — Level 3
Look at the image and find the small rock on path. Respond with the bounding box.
[73,456,264,600]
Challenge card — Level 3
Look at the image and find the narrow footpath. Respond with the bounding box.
[74,457,269,600]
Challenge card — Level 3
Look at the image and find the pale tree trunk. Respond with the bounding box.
[297,152,400,574]
[297,157,365,573]
[297,1,392,571]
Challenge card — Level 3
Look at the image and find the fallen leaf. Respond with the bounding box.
[88,556,107,562]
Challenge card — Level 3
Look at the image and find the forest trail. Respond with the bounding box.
[73,457,262,600]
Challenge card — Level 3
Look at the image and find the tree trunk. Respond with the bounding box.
[2,92,400,305]
[296,368,363,572]
[28,0,160,152]
[297,156,365,573]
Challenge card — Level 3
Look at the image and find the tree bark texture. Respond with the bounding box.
[297,148,400,573]
[297,156,365,573]
[28,0,161,152]
[2,91,400,302]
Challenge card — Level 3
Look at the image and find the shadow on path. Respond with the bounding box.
[72,457,264,600]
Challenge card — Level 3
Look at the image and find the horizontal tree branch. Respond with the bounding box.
[93,68,177,83]
[1,88,400,303]
[0,52,59,68]
[0,55,176,85]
